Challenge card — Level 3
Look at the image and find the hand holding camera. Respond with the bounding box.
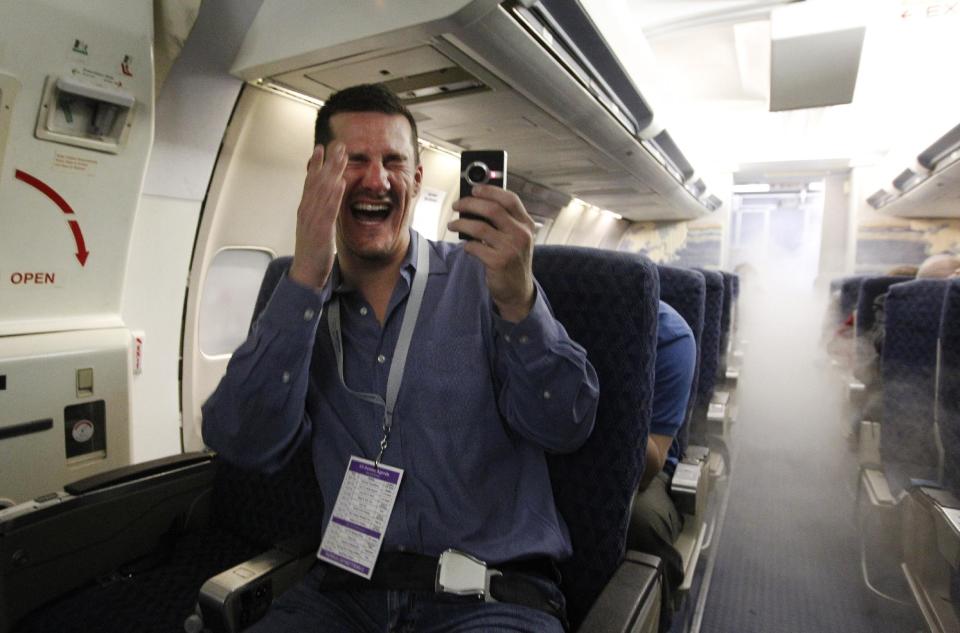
[449,150,536,322]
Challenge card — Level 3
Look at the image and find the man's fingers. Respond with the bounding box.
[468,184,535,229]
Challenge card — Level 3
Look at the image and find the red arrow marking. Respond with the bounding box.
[14,169,89,267]
[15,169,75,215]
[69,221,89,266]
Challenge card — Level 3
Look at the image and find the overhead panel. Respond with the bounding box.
[769,3,865,112]
[234,0,714,220]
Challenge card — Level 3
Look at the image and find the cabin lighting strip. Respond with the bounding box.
[252,79,325,109]
[510,2,638,135]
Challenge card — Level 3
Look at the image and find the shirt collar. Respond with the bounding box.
[328,229,447,300]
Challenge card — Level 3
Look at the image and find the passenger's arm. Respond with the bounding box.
[490,288,599,453]
[448,185,599,452]
[202,142,346,472]
[201,277,328,472]
[639,312,697,489]
[639,433,675,490]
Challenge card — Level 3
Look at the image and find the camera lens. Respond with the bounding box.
[465,162,490,185]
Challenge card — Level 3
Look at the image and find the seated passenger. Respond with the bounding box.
[202,84,599,631]
[858,255,958,426]
[628,301,697,632]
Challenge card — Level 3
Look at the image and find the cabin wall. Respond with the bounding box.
[122,0,261,462]
[851,165,960,274]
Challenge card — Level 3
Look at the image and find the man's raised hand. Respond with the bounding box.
[289,142,347,289]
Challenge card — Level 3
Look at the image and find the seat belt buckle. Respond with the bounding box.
[435,549,501,602]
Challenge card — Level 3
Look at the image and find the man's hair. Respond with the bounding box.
[918,253,960,279]
[314,84,420,163]
[885,264,919,277]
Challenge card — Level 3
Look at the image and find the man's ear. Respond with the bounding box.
[412,163,423,197]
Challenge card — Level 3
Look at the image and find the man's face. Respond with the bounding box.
[329,111,422,266]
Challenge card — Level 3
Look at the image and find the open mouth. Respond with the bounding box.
[350,201,392,223]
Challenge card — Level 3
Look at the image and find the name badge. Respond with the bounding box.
[317,456,404,579]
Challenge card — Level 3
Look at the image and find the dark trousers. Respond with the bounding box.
[627,472,684,633]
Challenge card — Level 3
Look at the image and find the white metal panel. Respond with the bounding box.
[0,329,131,504]
[0,1,153,335]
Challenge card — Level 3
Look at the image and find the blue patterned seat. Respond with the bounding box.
[533,246,659,628]
[657,265,706,457]
[693,269,724,414]
[854,276,912,380]
[939,280,960,496]
[879,279,950,493]
[839,276,866,323]
[718,271,736,378]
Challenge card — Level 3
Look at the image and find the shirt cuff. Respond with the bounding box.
[259,273,330,332]
[493,283,562,362]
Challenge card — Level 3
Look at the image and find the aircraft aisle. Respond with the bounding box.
[697,278,924,633]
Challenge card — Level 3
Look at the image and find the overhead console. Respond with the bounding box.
[867,122,960,218]
[231,0,718,221]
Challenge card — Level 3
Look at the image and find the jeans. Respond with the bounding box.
[246,563,566,632]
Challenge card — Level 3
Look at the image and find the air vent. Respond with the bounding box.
[381,66,488,105]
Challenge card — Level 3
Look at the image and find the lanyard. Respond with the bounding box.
[327,233,430,468]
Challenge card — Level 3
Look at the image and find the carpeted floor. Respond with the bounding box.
[697,282,924,633]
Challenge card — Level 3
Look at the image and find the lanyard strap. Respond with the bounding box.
[328,234,430,467]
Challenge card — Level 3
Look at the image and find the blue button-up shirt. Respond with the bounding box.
[202,231,599,564]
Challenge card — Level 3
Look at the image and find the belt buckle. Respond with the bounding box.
[435,549,501,602]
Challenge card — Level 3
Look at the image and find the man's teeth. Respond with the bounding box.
[353,203,390,212]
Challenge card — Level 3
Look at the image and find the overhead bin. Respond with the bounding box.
[867,122,960,218]
[231,0,717,221]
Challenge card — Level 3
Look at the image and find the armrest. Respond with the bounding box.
[860,467,897,507]
[670,461,708,519]
[197,542,317,633]
[1,453,215,632]
[848,379,866,404]
[858,421,881,469]
[577,551,663,633]
[64,451,214,495]
[921,488,960,567]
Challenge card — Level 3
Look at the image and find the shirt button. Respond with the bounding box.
[282,371,291,384]
[519,335,529,345]
[543,390,551,400]
[360,306,369,316]
[303,308,315,321]
[377,354,387,364]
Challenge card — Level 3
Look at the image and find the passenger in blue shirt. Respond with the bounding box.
[202,84,599,632]
[628,301,697,632]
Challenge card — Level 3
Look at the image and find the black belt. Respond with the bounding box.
[316,551,567,628]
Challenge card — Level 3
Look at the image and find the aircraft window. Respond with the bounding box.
[199,248,273,357]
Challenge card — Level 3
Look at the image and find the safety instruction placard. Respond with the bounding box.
[317,456,403,579]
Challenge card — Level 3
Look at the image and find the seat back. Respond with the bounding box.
[719,271,735,375]
[854,276,911,373]
[694,269,724,411]
[855,276,909,339]
[211,256,325,548]
[533,246,659,629]
[657,265,706,456]
[880,279,950,470]
[940,280,960,495]
[839,276,866,322]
